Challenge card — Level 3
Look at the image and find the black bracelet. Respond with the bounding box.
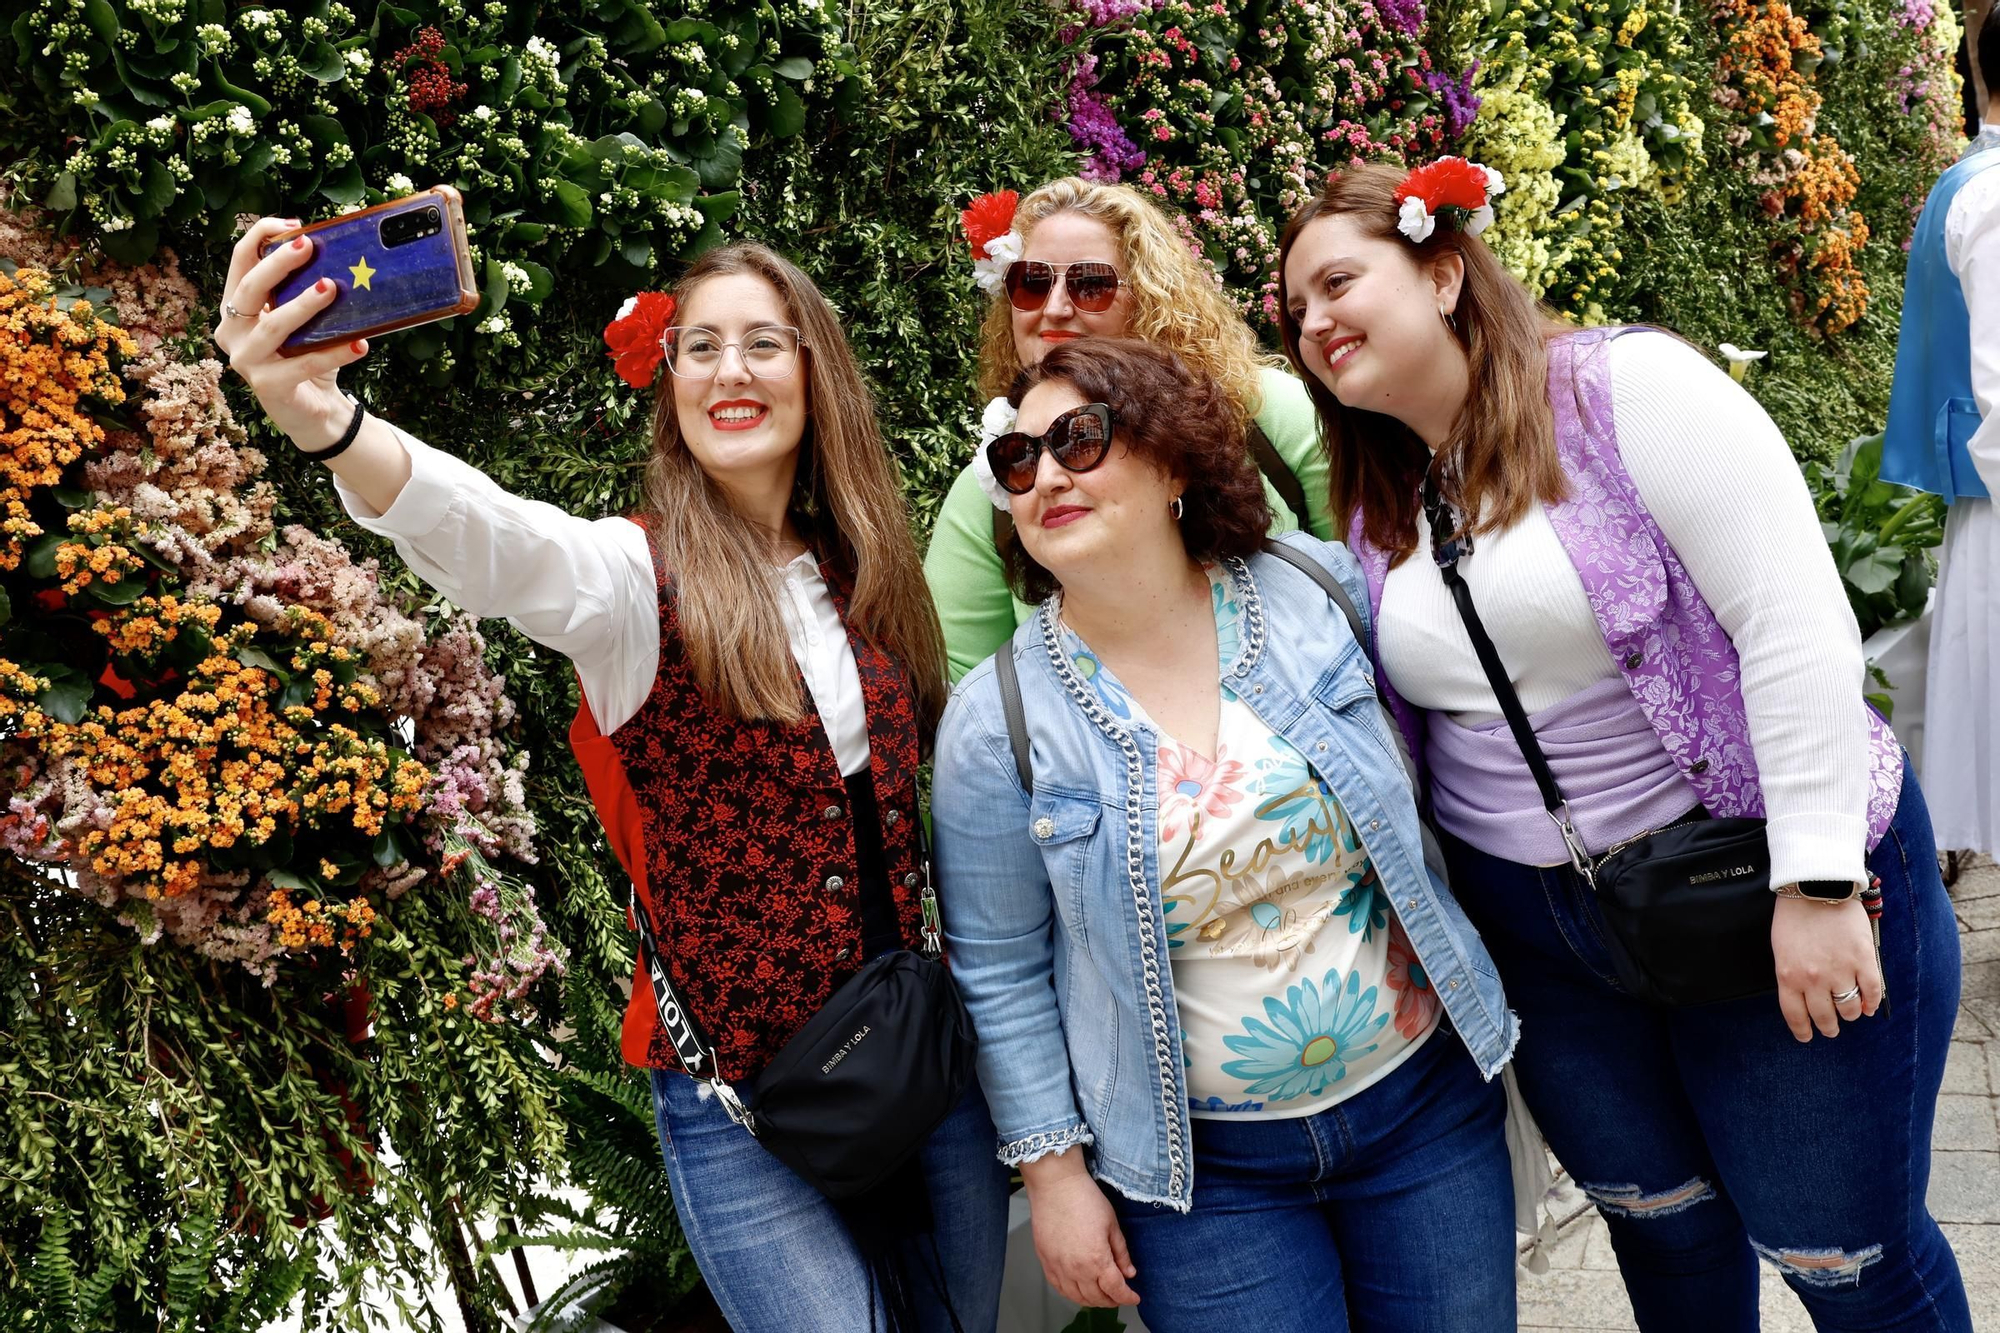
[304,396,366,463]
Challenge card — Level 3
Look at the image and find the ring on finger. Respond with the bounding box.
[222,300,256,319]
[1831,983,1862,1004]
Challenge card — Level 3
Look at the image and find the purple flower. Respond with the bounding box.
[1375,0,1426,37]
[1422,65,1481,141]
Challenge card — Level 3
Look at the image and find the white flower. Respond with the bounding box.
[615,295,639,321]
[971,229,1024,296]
[1466,204,1496,236]
[970,396,1019,510]
[225,104,254,136]
[501,261,531,294]
[1480,164,1506,198]
[1396,197,1435,243]
[385,172,414,195]
[471,105,495,122]
[1717,343,1767,382]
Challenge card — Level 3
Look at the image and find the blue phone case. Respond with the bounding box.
[263,188,478,355]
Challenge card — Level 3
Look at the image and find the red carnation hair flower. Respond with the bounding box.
[1393,157,1492,213]
[604,291,676,388]
[961,190,1020,259]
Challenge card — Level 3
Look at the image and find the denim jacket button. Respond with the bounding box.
[1369,819,1380,832]
[1406,898,1417,910]
[1252,684,1264,696]
[1447,978,1460,991]
[1034,816,1055,841]
[1316,741,1328,752]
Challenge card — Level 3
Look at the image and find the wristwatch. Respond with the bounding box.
[1774,879,1861,903]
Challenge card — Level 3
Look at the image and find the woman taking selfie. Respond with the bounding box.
[213,221,1008,1332]
[1277,159,1969,1329]
[925,177,1336,680]
[932,337,1519,1328]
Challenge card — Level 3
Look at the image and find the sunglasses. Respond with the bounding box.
[986,403,1117,495]
[1003,261,1124,313]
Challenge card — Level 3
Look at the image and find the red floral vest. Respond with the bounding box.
[570,522,928,1081]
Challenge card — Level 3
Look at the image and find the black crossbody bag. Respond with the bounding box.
[630,819,979,1200]
[1421,481,1777,1007]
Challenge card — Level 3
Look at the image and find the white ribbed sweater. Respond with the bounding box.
[1378,331,1872,888]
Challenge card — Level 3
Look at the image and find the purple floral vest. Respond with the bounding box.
[1349,326,1903,849]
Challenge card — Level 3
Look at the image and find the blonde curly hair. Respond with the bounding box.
[974,178,1278,425]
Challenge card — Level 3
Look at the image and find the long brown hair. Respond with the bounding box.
[644,243,948,730]
[1275,162,1570,563]
[975,177,1276,428]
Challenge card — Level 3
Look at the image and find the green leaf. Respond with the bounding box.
[43,173,78,213]
[1845,550,1900,596]
[266,868,319,893]
[81,0,118,41]
[25,532,64,579]
[763,81,806,139]
[771,57,814,80]
[318,163,366,205]
[0,586,9,627]
[234,643,286,675]
[550,179,593,227]
[86,575,147,607]
[515,259,554,302]
[301,40,347,82]
[35,667,93,725]
[136,157,176,220]
[100,218,160,266]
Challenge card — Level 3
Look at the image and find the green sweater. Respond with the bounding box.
[922,365,1334,682]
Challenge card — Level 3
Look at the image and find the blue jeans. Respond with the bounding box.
[1108,1031,1516,1331]
[649,1072,1011,1332]
[1442,763,1971,1331]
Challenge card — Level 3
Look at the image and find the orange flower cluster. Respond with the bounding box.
[0,269,137,571]
[266,887,378,953]
[29,621,427,902]
[96,594,222,660]
[54,504,147,594]
[1715,0,1819,148]
[1712,0,1871,333]
[0,659,48,722]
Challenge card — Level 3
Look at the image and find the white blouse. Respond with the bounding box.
[1378,331,1872,887]
[333,426,871,774]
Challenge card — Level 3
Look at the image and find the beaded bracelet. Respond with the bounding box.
[303,396,366,463]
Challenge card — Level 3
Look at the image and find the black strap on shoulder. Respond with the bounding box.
[1255,538,1364,648]
[994,643,1033,794]
[1421,480,1595,877]
[1247,422,1309,531]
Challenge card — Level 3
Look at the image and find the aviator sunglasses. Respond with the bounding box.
[1003,260,1125,313]
[986,402,1117,495]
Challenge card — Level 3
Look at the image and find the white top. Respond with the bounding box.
[1947,144,2000,495]
[334,426,871,773]
[1058,565,1439,1120]
[1379,331,1871,887]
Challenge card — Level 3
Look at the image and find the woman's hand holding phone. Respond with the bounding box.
[213,216,371,452]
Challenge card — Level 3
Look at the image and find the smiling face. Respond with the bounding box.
[1007,379,1181,590]
[670,271,810,495]
[1009,211,1135,369]
[1282,213,1465,432]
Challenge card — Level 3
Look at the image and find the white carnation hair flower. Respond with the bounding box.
[1397,197,1436,243]
[972,231,1024,297]
[970,396,1018,509]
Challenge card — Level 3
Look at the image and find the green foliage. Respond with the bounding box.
[2,0,844,369]
[1814,432,1945,639]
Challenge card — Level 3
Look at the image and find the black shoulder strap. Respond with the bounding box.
[1255,538,1364,649]
[995,643,1033,794]
[1420,480,1592,876]
[1247,422,1309,532]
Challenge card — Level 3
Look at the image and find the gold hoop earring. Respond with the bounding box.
[1169,495,1184,520]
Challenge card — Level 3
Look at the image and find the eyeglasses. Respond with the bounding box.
[665,325,806,379]
[986,402,1117,495]
[1003,261,1125,314]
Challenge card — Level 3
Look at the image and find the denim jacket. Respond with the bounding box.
[931,533,1516,1211]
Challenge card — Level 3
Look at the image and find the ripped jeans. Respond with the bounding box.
[1443,763,1971,1331]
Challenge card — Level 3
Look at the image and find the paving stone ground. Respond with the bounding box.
[1517,854,2000,1329]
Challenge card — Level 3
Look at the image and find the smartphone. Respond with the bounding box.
[262,186,479,356]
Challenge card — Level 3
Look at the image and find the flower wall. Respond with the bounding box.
[0,0,1972,1326]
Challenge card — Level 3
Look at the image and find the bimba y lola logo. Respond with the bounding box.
[821,1025,873,1076]
[1687,865,1759,885]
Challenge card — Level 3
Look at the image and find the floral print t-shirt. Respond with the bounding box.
[1058,564,1441,1120]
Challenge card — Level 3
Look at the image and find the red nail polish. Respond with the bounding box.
[315,278,330,293]
[293,236,308,250]
[350,340,365,354]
